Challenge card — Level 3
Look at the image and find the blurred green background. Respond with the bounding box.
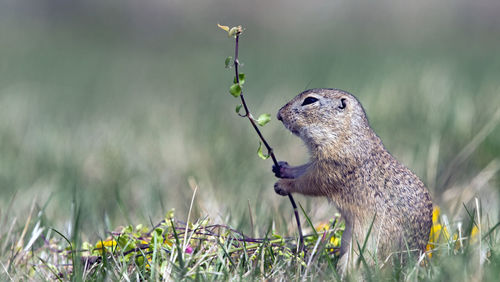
[1,0,499,240]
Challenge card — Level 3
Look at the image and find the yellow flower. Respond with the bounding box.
[315,222,330,232]
[315,222,341,247]
[426,206,450,257]
[95,239,117,249]
[331,237,341,247]
[426,206,480,258]
[470,225,479,244]
[433,206,440,223]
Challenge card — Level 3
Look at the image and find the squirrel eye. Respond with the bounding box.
[339,98,347,109]
[301,97,318,106]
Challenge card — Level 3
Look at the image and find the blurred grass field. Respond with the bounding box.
[1,0,500,279]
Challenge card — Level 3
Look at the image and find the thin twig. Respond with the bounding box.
[232,32,304,253]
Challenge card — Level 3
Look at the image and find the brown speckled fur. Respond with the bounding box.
[274,88,433,269]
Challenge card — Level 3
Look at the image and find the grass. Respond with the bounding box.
[1,1,500,280]
[1,198,499,280]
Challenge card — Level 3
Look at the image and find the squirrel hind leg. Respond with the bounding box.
[337,219,354,277]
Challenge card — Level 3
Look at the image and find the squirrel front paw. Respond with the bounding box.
[272,161,293,179]
[274,181,290,196]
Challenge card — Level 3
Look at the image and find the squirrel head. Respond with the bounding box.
[277,88,380,162]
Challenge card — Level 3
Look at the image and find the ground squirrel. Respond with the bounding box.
[273,88,433,270]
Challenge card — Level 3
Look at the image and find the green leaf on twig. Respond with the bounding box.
[217,23,230,32]
[256,113,271,126]
[235,104,243,114]
[257,142,270,160]
[229,84,242,97]
[225,56,232,68]
[233,73,245,85]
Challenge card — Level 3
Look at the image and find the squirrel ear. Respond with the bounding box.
[338,98,347,109]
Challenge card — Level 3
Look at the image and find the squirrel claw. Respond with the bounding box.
[272,161,291,178]
[274,182,289,196]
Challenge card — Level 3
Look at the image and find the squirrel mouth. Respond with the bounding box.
[278,116,300,135]
[283,123,299,135]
